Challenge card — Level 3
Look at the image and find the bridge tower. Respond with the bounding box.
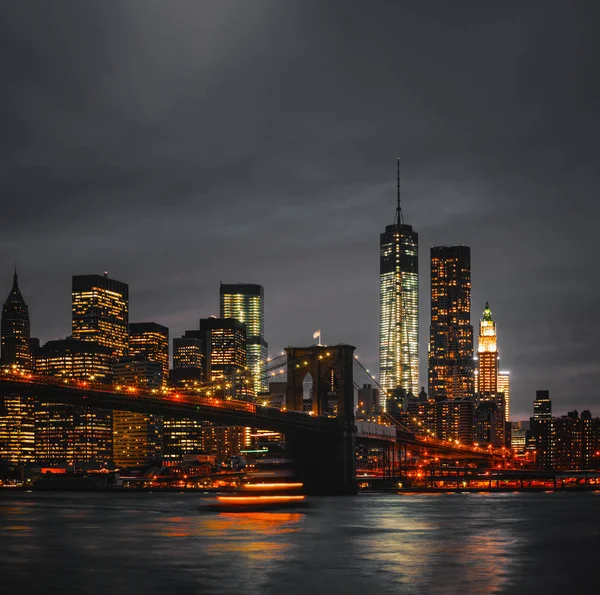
[284,344,357,495]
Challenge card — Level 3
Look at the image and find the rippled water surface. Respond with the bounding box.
[1,491,599,594]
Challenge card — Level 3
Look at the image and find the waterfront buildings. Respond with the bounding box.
[1,270,33,371]
[128,322,169,385]
[428,246,474,401]
[34,403,112,466]
[0,394,35,464]
[220,283,268,394]
[72,274,129,360]
[379,162,419,402]
[113,411,163,468]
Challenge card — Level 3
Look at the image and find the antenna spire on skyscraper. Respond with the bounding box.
[396,158,404,226]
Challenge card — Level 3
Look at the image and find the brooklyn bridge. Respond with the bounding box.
[0,343,507,495]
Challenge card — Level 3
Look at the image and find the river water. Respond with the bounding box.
[1,491,598,594]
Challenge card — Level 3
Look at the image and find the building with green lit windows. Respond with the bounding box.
[219,283,268,394]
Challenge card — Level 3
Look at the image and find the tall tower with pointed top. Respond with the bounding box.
[477,302,498,394]
[379,160,419,403]
[1,269,33,370]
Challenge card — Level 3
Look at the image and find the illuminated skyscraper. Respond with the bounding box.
[173,330,205,372]
[200,317,247,397]
[0,394,35,463]
[1,269,33,371]
[498,370,510,422]
[379,161,418,402]
[428,246,474,400]
[35,339,113,383]
[72,274,129,360]
[128,322,169,385]
[220,283,268,394]
[113,411,163,468]
[477,302,498,394]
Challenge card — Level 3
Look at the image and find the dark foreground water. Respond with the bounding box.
[1,491,599,595]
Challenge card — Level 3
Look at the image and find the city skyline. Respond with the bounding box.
[1,2,599,419]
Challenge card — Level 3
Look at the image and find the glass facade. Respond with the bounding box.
[428,246,474,400]
[220,284,268,394]
[379,224,419,402]
[72,274,129,360]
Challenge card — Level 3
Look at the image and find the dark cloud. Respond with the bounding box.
[1,0,599,419]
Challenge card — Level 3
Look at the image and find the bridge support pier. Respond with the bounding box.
[289,425,357,496]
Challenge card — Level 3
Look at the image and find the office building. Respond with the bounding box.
[428,246,474,401]
[533,390,552,419]
[510,421,528,454]
[0,394,35,464]
[379,162,418,402]
[173,330,205,376]
[530,392,555,469]
[220,283,268,394]
[34,338,113,464]
[113,411,163,468]
[1,269,33,371]
[113,358,163,389]
[163,417,204,462]
[435,398,474,443]
[72,273,129,360]
[498,371,511,422]
[34,403,112,466]
[35,339,113,383]
[200,317,247,398]
[128,322,169,385]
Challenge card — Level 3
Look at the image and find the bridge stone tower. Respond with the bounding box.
[284,344,356,495]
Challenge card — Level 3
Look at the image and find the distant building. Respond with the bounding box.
[34,338,113,465]
[220,283,268,394]
[163,417,204,463]
[113,358,162,390]
[35,339,113,383]
[533,390,552,419]
[498,371,510,422]
[1,269,33,371]
[173,330,205,379]
[357,384,380,418]
[72,273,129,360]
[435,398,474,444]
[128,322,169,385]
[35,403,112,466]
[379,163,418,404]
[510,421,529,454]
[200,317,248,399]
[428,246,474,401]
[474,398,505,447]
[113,411,163,468]
[0,394,35,464]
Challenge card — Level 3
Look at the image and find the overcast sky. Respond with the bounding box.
[1,1,599,419]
